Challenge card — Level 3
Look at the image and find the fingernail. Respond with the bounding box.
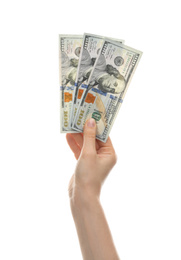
[87,118,95,128]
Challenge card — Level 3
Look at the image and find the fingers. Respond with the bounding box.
[66,123,114,159]
[66,134,81,160]
[97,136,117,164]
[73,131,99,151]
[71,133,83,149]
[82,118,96,154]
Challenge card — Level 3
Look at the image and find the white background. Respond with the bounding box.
[0,0,181,259]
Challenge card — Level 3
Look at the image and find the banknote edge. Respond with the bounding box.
[59,35,83,133]
[97,51,143,142]
[72,39,143,139]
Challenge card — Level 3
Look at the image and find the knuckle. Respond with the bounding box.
[85,132,96,139]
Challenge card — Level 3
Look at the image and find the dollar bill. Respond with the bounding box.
[72,39,142,142]
[70,33,124,128]
[59,35,82,132]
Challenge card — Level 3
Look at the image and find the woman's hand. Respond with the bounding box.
[66,118,120,260]
[66,118,117,200]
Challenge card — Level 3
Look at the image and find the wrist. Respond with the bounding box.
[70,184,100,212]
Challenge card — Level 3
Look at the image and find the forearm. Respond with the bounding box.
[70,187,120,260]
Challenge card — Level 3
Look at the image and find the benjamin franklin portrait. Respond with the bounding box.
[61,48,80,86]
[88,54,126,94]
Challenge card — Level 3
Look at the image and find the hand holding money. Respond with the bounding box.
[66,118,120,260]
[66,118,117,198]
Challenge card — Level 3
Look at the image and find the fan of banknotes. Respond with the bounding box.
[59,33,142,142]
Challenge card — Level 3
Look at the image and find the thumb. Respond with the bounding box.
[82,118,96,153]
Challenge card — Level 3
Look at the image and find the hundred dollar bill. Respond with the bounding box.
[72,39,142,142]
[70,33,124,128]
[59,34,82,132]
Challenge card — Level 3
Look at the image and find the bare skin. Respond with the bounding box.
[66,118,120,260]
